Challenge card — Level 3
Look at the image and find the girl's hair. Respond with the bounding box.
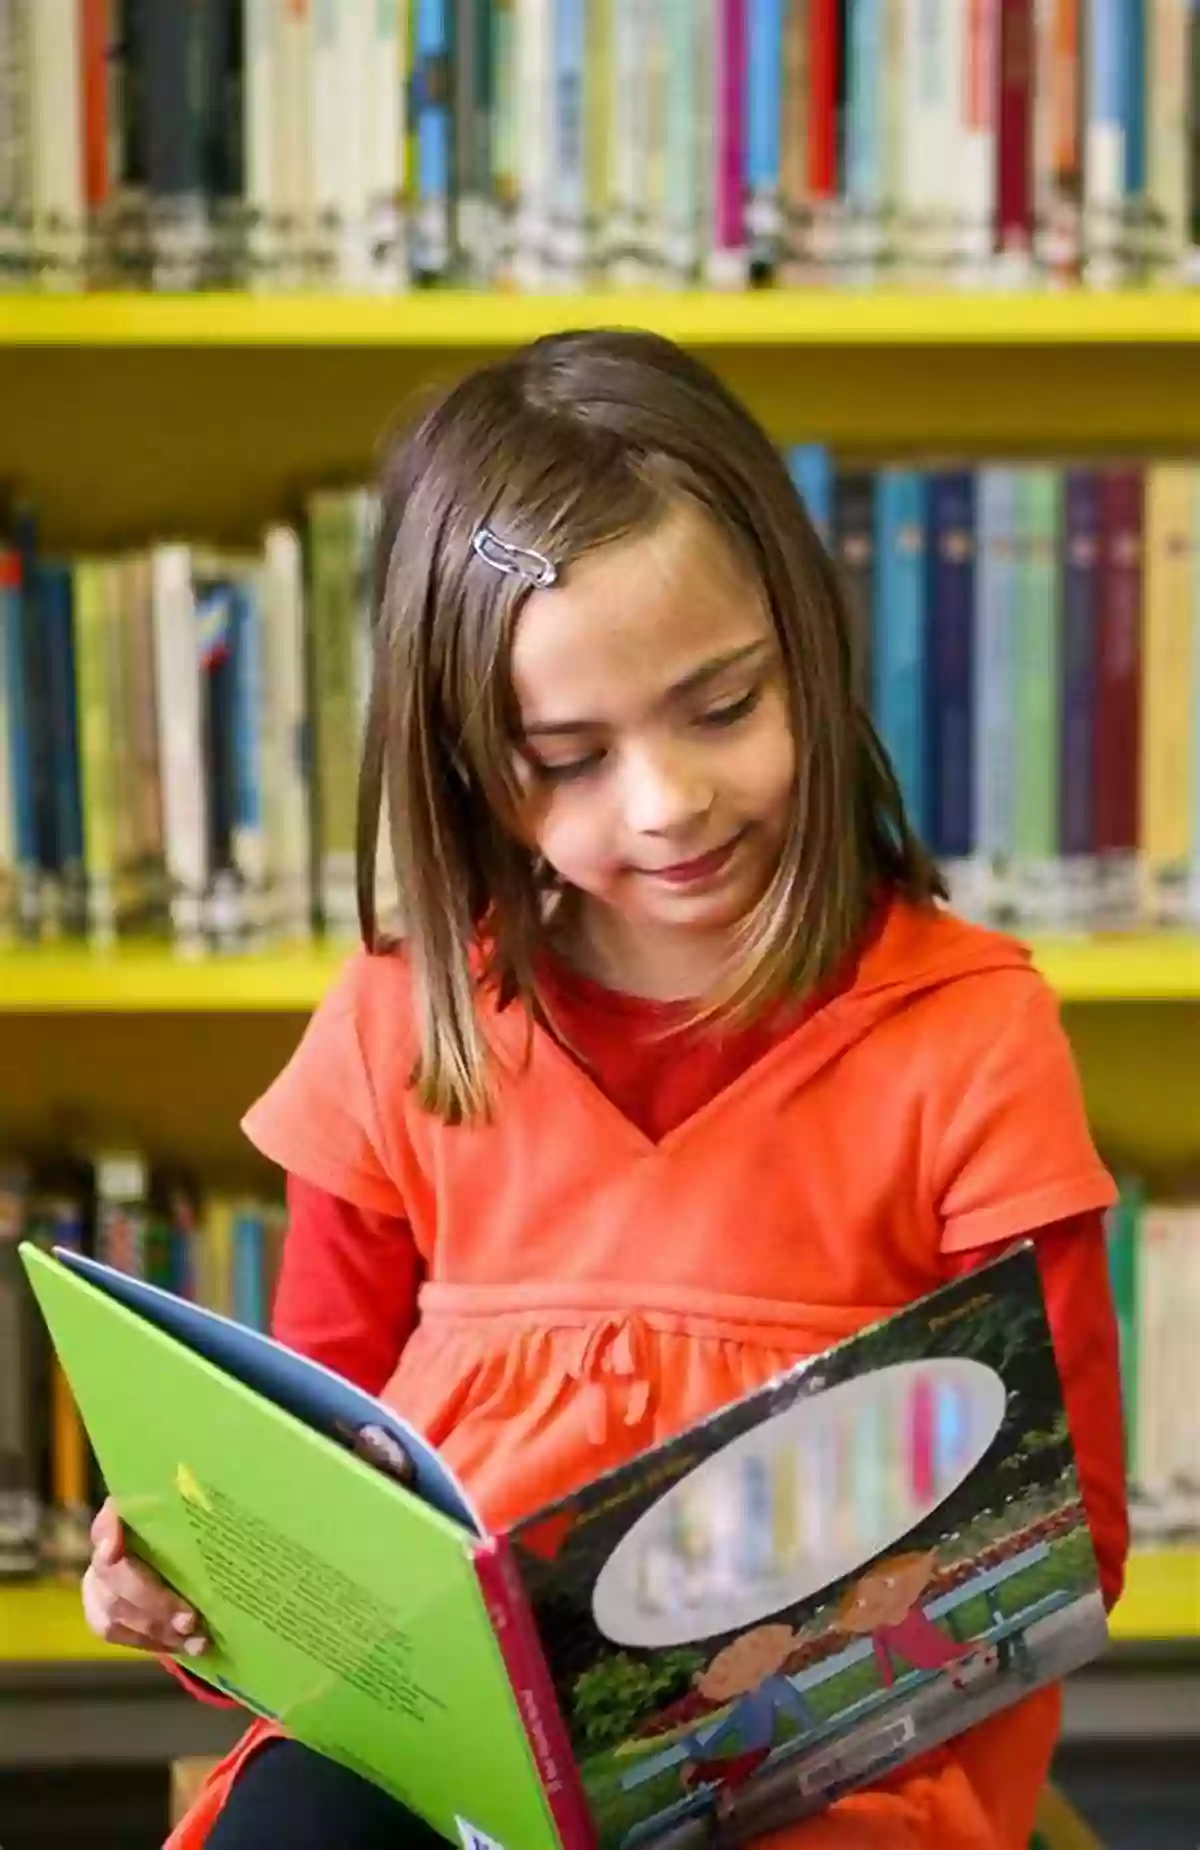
[358,328,944,1123]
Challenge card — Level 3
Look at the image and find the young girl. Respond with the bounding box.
[83,329,1128,1850]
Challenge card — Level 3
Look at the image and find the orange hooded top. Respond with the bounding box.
[168,897,1124,1850]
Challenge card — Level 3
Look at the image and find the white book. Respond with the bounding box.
[150,544,207,955]
[260,526,311,943]
[245,0,279,290]
[958,0,998,284]
[514,0,551,289]
[901,0,956,281]
[274,0,316,289]
[363,0,406,290]
[28,0,84,291]
[310,0,370,290]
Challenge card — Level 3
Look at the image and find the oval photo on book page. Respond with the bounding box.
[592,1359,1007,1648]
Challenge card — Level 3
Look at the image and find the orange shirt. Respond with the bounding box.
[170,895,1125,1850]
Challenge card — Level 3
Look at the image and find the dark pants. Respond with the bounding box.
[204,1738,444,1848]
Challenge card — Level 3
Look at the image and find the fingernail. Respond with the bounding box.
[97,1537,117,1566]
[183,1633,208,1657]
[171,1610,196,1635]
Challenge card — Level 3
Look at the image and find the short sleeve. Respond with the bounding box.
[933,978,1116,1253]
[242,954,407,1217]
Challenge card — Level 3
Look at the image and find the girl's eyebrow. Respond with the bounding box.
[520,641,772,738]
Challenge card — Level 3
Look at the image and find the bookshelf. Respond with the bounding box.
[1,934,1198,1012]
[2,290,1198,1785]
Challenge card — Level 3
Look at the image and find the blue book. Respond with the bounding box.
[413,0,453,281]
[39,562,85,933]
[973,469,1018,910]
[549,0,586,281]
[0,547,34,932]
[1123,0,1147,202]
[787,444,832,546]
[845,0,883,264]
[746,0,784,274]
[231,577,263,877]
[924,471,977,869]
[232,1205,268,1333]
[873,469,927,837]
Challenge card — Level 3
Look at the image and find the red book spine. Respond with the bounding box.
[473,1536,596,1850]
[807,0,838,200]
[1093,468,1144,859]
[81,0,110,210]
[995,0,1033,253]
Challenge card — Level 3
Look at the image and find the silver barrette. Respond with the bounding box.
[471,525,558,589]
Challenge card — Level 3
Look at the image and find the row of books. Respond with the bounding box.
[3,450,1199,949]
[0,1151,285,1577]
[0,1149,1193,1584]
[3,2,1199,296]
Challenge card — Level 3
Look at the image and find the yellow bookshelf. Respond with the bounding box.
[0,934,1198,1012]
[1,289,1199,349]
[2,1550,1195,1664]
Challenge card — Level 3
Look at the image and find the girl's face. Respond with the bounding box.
[509,502,796,993]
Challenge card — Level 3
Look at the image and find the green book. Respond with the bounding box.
[21,1241,1109,1850]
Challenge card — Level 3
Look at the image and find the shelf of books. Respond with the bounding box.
[1,935,1199,1013]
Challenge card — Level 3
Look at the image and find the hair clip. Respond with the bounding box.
[471,525,559,589]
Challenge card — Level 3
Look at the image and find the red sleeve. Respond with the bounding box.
[943,1209,1129,1611]
[166,1176,421,1703]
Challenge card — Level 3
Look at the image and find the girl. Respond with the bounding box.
[83,329,1128,1850]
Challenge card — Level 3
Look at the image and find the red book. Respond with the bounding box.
[995,0,1033,255]
[81,0,110,210]
[807,0,838,201]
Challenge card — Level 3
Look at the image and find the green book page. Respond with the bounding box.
[21,1245,560,1850]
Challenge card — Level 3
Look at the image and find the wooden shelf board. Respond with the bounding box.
[1,290,1199,350]
[1,1550,1195,1666]
[1,935,1198,1012]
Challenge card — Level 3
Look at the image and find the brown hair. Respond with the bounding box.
[358,328,943,1122]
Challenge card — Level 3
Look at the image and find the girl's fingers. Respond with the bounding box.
[89,1496,125,1566]
[105,1593,209,1655]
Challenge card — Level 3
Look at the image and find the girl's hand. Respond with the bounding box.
[82,1497,209,1658]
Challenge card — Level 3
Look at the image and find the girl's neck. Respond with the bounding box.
[549,892,738,1002]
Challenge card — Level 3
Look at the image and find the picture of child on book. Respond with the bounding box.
[838,1549,996,1694]
[678,1625,816,1820]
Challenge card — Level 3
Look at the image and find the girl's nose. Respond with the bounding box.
[621,745,714,837]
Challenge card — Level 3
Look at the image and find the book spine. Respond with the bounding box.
[514,0,551,288]
[307,493,359,939]
[1083,0,1125,284]
[833,467,876,705]
[547,0,586,285]
[28,0,85,291]
[124,551,168,936]
[473,1535,595,1850]
[708,0,747,285]
[73,560,118,945]
[925,470,979,914]
[411,0,453,282]
[231,575,266,947]
[787,442,832,546]
[642,0,669,286]
[81,0,112,286]
[142,0,209,290]
[1059,468,1099,928]
[243,0,277,289]
[309,0,349,289]
[874,468,927,841]
[204,0,244,288]
[609,0,650,285]
[778,0,809,282]
[151,544,207,953]
[275,0,315,290]
[0,0,32,289]
[1046,0,1082,283]
[746,0,784,278]
[995,0,1033,270]
[1121,0,1148,279]
[973,467,1018,923]
[0,1164,43,1577]
[363,0,405,290]
[261,526,311,941]
[490,0,517,282]
[1139,463,1194,924]
[0,546,22,937]
[1012,468,1062,928]
[43,564,86,939]
[805,0,837,278]
[959,0,998,282]
[1188,0,1200,279]
[455,0,494,285]
[1146,0,1190,277]
[843,0,883,282]
[17,526,57,940]
[1190,466,1200,926]
[1093,468,1144,925]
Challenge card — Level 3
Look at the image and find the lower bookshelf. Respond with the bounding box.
[1,1555,1197,1767]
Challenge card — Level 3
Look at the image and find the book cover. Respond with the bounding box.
[22,1239,1109,1849]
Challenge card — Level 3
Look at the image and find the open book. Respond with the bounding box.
[20,1239,1108,1850]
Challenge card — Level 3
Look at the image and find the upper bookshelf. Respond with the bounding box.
[1,290,1199,351]
[0,934,1198,1013]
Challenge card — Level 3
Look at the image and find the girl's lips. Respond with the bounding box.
[643,831,747,886]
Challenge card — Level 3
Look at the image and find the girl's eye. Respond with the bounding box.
[532,750,605,784]
[698,687,760,729]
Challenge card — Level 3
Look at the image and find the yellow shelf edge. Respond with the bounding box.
[1,1549,1195,1664]
[1,934,1198,1012]
[1,290,1199,349]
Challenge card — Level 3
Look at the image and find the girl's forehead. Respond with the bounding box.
[509,504,772,721]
